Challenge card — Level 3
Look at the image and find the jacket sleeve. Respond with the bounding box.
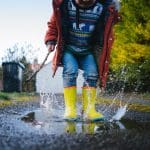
[44,12,58,45]
[99,4,121,88]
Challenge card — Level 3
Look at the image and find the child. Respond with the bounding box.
[44,0,120,121]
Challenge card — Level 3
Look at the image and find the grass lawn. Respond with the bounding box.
[96,96,150,113]
[0,92,149,112]
[0,92,38,107]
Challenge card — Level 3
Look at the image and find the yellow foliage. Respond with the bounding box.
[111,42,150,71]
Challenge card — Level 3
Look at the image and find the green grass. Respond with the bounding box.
[142,92,150,100]
[96,97,150,113]
[0,92,11,100]
[0,92,38,107]
[0,92,149,112]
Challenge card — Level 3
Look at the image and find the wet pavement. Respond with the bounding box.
[0,98,150,150]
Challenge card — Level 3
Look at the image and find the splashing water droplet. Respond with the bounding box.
[111,104,128,121]
[39,91,54,110]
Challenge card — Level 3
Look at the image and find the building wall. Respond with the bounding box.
[36,62,84,93]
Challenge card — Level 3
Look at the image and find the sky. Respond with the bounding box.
[0,0,53,64]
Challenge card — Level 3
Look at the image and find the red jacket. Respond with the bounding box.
[45,0,120,88]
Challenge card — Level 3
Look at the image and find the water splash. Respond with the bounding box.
[110,104,128,121]
[40,92,54,110]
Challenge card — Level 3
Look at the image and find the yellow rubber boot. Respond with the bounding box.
[82,87,104,121]
[64,87,77,121]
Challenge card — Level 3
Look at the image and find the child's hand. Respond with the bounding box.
[47,44,55,52]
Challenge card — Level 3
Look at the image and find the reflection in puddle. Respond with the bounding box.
[21,108,150,135]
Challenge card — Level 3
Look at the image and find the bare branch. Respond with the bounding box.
[25,51,51,82]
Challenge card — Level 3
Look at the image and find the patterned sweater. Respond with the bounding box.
[63,0,103,55]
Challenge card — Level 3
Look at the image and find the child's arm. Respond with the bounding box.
[44,12,58,52]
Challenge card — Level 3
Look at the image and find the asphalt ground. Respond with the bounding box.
[0,99,150,150]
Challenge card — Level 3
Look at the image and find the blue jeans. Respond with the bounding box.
[62,51,98,87]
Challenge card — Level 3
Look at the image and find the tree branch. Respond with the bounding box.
[25,51,51,82]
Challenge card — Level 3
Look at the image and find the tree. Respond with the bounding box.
[109,0,150,92]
